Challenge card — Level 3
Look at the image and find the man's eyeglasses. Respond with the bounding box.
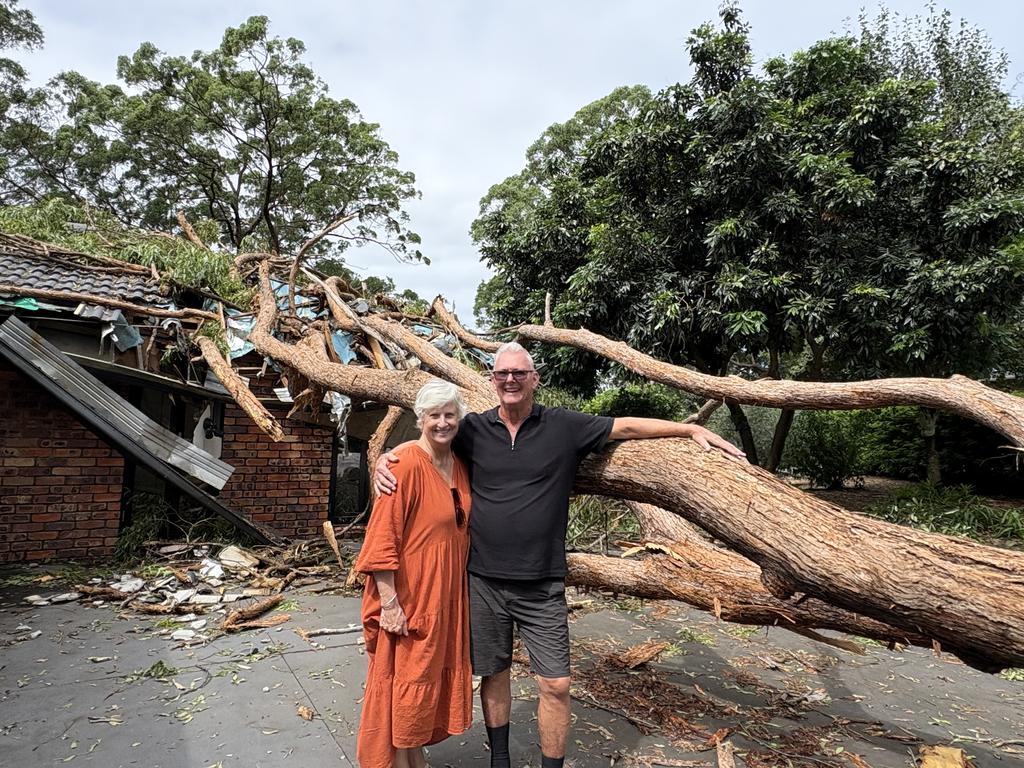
[451,488,466,528]
[487,369,535,382]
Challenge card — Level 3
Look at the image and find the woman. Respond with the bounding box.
[354,379,473,768]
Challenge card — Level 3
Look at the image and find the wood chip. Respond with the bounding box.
[715,741,736,768]
[613,640,671,669]
[919,745,969,768]
[296,704,315,721]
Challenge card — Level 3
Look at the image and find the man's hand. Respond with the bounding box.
[685,423,747,462]
[374,451,400,496]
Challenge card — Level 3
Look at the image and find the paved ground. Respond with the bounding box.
[2,578,1023,767]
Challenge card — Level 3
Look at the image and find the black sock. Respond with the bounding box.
[486,723,511,768]
[541,755,565,768]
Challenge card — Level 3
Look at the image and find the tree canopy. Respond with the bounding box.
[1,14,420,264]
[472,6,1024,394]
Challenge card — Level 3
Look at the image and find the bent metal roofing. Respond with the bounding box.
[0,233,172,308]
[0,315,284,546]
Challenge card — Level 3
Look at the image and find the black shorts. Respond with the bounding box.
[468,573,570,679]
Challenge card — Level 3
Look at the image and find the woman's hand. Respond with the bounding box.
[380,601,408,636]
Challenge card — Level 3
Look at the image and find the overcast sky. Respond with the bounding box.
[18,1,1024,326]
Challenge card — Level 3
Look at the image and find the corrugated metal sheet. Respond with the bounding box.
[0,316,232,489]
[0,316,284,545]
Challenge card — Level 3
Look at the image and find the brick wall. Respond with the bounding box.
[0,362,124,563]
[218,403,334,539]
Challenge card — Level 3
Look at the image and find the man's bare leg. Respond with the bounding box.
[537,675,571,765]
[481,669,512,767]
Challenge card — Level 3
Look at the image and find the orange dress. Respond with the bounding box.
[354,444,473,768]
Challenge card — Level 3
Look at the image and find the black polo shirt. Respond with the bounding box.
[453,404,613,580]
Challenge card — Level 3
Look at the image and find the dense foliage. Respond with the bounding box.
[0,199,250,305]
[866,483,1024,544]
[472,4,1024,400]
[1,13,420,263]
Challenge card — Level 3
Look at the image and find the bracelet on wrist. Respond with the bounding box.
[381,593,398,608]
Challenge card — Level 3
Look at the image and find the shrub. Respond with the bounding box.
[865,483,1024,543]
[857,407,927,479]
[782,410,864,488]
[536,386,585,410]
[582,382,693,420]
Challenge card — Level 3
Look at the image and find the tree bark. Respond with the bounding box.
[573,439,1024,671]
[516,324,1024,448]
[766,408,795,472]
[196,336,284,442]
[726,402,760,466]
[430,296,502,353]
[919,408,943,485]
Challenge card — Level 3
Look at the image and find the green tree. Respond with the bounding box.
[2,16,420,263]
[0,0,43,190]
[472,5,1024,471]
[0,0,41,106]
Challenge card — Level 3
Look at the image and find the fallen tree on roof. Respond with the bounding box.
[4,224,1022,672]
[241,255,1024,672]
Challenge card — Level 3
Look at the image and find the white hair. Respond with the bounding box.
[413,379,468,423]
[493,341,535,370]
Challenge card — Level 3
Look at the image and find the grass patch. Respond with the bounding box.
[851,635,888,649]
[865,483,1024,543]
[276,598,300,612]
[1000,668,1024,682]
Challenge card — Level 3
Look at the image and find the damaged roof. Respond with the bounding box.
[0,232,172,307]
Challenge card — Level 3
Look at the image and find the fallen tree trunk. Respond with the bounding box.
[566,502,928,651]
[574,440,1024,671]
[245,262,1024,671]
[517,324,1024,447]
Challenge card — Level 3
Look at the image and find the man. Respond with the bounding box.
[375,342,744,768]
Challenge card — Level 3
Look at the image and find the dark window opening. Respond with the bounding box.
[331,434,368,522]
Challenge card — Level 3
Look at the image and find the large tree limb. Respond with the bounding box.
[361,313,493,398]
[288,213,358,314]
[430,296,503,353]
[176,211,205,248]
[247,262,494,413]
[571,501,926,650]
[574,440,1024,670]
[195,336,284,441]
[566,553,923,650]
[517,324,1024,447]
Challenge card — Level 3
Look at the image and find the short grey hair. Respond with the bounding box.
[413,379,468,423]
[493,341,535,370]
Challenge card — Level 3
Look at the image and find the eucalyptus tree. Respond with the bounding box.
[2,16,420,263]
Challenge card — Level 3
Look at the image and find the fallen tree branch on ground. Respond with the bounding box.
[567,502,923,652]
